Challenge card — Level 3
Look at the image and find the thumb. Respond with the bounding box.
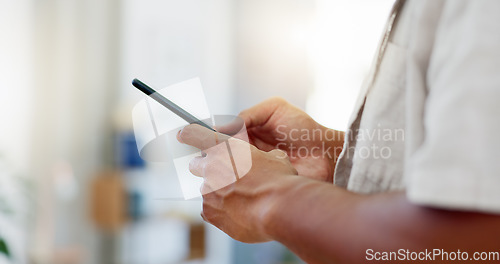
[238,97,288,128]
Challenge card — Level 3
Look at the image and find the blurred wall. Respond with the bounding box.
[120,0,236,116]
[234,0,315,111]
[30,0,122,263]
[0,1,34,172]
[118,1,236,263]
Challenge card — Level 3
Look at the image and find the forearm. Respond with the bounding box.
[263,176,500,264]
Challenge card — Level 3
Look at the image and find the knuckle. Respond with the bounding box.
[189,165,197,175]
[200,183,212,195]
[201,162,210,176]
[269,96,287,105]
[201,203,211,221]
[238,108,249,117]
[270,148,288,159]
[189,159,201,175]
[200,212,208,222]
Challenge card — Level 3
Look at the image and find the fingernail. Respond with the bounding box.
[177,130,183,143]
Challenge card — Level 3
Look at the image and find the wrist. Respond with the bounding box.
[258,176,314,240]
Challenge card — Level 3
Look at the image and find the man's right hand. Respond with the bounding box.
[237,97,344,182]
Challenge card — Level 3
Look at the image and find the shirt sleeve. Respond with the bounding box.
[406,0,500,214]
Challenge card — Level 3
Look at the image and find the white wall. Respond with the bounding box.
[119,1,236,263]
[0,1,34,263]
[0,0,34,172]
[30,0,123,263]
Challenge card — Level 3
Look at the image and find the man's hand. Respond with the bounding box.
[177,124,298,243]
[238,97,344,182]
[177,125,500,264]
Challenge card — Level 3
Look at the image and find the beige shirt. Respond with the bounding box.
[334,0,500,214]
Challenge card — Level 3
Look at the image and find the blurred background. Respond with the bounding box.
[0,0,394,263]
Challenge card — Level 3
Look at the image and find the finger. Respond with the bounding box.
[214,116,245,136]
[178,124,230,151]
[189,156,205,177]
[250,134,277,152]
[238,97,288,128]
[269,149,289,159]
[200,182,214,196]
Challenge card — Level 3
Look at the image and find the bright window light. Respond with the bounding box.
[307,0,395,131]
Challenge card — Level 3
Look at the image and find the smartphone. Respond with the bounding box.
[132,78,216,132]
